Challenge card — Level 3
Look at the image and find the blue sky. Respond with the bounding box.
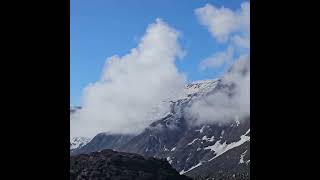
[71,0,247,106]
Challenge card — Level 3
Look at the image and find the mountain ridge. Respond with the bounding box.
[70,77,250,179]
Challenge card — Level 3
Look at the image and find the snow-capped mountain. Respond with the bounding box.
[70,59,250,179]
[70,107,91,152]
[184,79,219,97]
[71,83,249,179]
[70,137,91,151]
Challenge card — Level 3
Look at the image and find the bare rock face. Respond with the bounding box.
[70,149,192,180]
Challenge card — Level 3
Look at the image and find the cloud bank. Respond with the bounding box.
[186,2,250,126]
[71,2,250,137]
[199,46,234,70]
[195,2,250,70]
[71,19,186,137]
[186,55,250,126]
[195,2,250,43]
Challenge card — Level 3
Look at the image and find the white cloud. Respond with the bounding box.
[187,2,250,126]
[195,2,250,70]
[71,18,187,137]
[195,2,250,43]
[71,3,250,136]
[231,34,250,50]
[186,55,250,126]
[199,46,234,70]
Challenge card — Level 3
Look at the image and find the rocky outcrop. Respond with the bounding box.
[70,149,192,180]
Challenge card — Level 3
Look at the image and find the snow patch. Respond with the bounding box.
[239,150,247,164]
[195,125,206,133]
[206,130,250,161]
[220,130,225,138]
[70,137,91,150]
[187,138,199,145]
[180,162,203,174]
[167,157,173,164]
[245,129,250,135]
[184,79,219,97]
[235,116,240,126]
[202,135,215,142]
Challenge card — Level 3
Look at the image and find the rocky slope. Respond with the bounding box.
[71,133,133,155]
[70,149,192,180]
[185,141,250,180]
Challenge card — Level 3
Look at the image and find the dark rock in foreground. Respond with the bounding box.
[70,149,192,180]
